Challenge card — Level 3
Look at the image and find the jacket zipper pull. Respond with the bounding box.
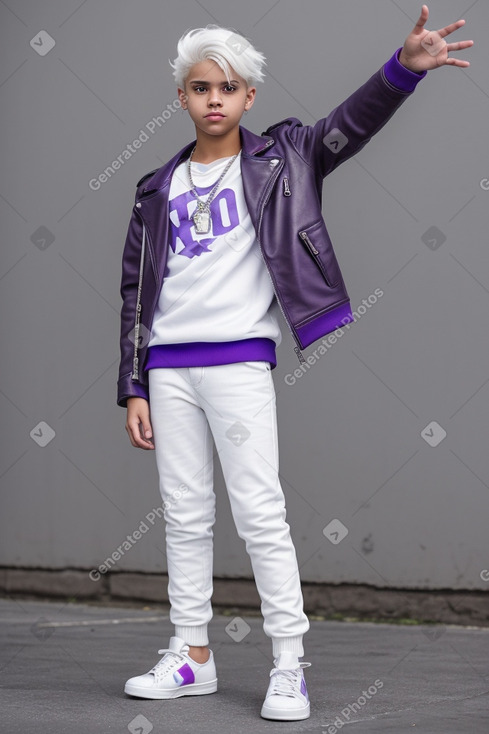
[299,230,319,254]
[283,177,291,196]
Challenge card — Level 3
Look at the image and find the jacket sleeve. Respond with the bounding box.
[286,48,427,179]
[117,201,150,408]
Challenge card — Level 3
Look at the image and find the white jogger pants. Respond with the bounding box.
[148,360,310,658]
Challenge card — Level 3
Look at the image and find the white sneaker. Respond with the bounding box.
[260,651,311,720]
[124,636,218,699]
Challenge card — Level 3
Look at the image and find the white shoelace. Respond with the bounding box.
[269,662,311,697]
[149,648,187,682]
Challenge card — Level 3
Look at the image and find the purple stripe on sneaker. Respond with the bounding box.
[300,676,308,699]
[145,338,277,370]
[173,663,195,686]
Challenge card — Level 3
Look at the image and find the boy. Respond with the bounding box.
[118,6,472,721]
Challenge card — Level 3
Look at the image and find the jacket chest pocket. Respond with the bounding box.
[298,219,340,289]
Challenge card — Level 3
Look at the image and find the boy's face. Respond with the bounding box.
[178,59,256,138]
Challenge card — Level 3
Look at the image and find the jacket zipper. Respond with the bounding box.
[256,157,305,363]
[299,229,334,287]
[283,177,291,196]
[131,220,146,380]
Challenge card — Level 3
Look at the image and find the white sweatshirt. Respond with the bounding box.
[146,152,282,369]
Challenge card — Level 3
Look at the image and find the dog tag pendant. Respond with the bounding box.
[192,207,210,234]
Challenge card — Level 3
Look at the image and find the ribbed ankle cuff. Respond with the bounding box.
[174,624,209,647]
[272,635,304,658]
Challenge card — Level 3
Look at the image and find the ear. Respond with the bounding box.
[244,86,256,111]
[177,87,188,109]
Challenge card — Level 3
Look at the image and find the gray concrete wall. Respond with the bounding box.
[1,0,487,595]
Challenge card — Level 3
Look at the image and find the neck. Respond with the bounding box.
[191,127,241,164]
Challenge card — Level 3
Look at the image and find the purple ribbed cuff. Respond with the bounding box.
[145,338,277,369]
[296,302,354,348]
[383,47,427,93]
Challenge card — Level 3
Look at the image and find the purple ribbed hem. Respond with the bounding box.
[145,338,277,369]
[383,47,427,93]
[296,302,354,348]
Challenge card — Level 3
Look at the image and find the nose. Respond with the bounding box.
[208,87,222,107]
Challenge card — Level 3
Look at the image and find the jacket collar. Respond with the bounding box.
[140,125,275,194]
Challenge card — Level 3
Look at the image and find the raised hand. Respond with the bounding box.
[398,4,474,73]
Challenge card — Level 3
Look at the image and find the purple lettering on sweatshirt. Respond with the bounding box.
[169,186,239,258]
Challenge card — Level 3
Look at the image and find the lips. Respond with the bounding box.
[205,112,225,119]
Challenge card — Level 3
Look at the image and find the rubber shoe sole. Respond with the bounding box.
[124,677,217,699]
[261,700,310,720]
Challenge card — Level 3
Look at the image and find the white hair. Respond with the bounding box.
[170,25,267,89]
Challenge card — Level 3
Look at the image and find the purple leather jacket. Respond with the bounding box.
[117,48,426,407]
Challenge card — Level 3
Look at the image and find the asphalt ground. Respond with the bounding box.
[0,597,488,733]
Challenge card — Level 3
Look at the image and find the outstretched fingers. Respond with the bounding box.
[412,4,429,35]
[446,39,474,52]
[438,17,467,39]
[445,36,474,66]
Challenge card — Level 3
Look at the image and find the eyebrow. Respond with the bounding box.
[188,79,241,85]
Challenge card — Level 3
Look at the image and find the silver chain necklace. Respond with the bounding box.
[187,146,239,234]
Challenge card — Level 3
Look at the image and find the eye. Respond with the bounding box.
[194,86,207,93]
[223,85,237,93]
